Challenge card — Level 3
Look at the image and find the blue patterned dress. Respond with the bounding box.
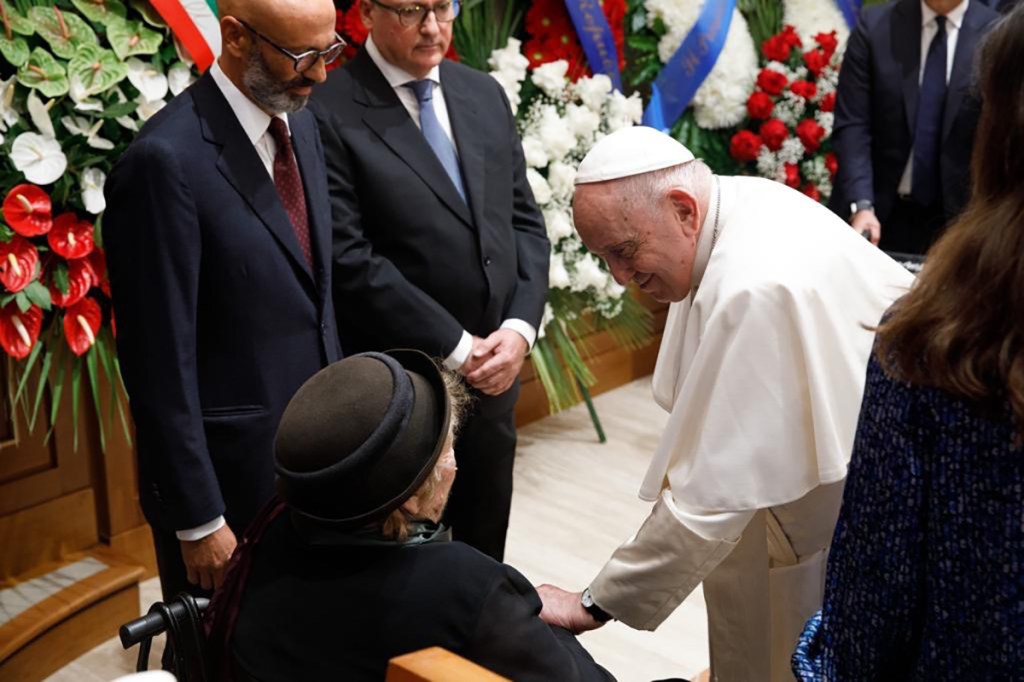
[792,353,1024,680]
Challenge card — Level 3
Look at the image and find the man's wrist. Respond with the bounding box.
[850,199,874,218]
[580,587,613,623]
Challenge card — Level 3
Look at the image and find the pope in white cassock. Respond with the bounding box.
[537,127,915,681]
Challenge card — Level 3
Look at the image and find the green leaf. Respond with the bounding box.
[70,352,81,450]
[14,290,30,312]
[16,47,69,97]
[106,17,162,61]
[0,293,15,307]
[68,43,127,97]
[47,342,67,442]
[28,347,52,432]
[95,98,136,118]
[0,0,34,36]
[12,335,41,403]
[0,33,29,66]
[52,260,69,295]
[129,0,166,28]
[625,34,659,53]
[0,223,14,242]
[85,345,105,451]
[23,280,51,309]
[70,0,127,26]
[28,6,98,60]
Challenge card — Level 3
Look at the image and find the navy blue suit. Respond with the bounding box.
[829,0,998,253]
[104,72,341,598]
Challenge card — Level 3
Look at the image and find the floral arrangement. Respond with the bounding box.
[0,0,194,448]
[522,0,626,80]
[728,25,842,202]
[488,38,652,416]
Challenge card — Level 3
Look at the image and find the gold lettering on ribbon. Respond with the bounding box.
[579,0,616,75]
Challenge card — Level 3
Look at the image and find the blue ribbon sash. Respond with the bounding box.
[563,0,623,91]
[641,0,736,131]
[834,0,862,29]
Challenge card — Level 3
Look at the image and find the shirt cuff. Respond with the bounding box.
[500,319,537,351]
[175,515,226,542]
[443,331,473,370]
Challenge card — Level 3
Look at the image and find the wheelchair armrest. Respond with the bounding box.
[120,597,211,649]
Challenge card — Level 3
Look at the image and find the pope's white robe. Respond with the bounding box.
[589,176,915,681]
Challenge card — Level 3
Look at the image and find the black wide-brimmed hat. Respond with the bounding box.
[274,349,450,529]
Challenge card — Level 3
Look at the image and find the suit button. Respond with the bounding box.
[484,256,492,266]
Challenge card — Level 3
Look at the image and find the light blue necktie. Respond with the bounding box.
[405,79,466,203]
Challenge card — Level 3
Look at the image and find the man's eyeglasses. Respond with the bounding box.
[238,19,347,73]
[368,0,461,28]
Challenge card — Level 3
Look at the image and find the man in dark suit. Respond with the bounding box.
[830,0,998,254]
[310,0,549,561]
[104,0,342,603]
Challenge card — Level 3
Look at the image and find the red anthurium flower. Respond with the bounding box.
[48,213,96,260]
[2,184,53,237]
[0,236,39,293]
[757,68,789,96]
[0,301,42,360]
[759,119,789,151]
[729,130,764,163]
[49,258,96,308]
[64,297,102,356]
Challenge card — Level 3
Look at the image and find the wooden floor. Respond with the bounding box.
[46,377,709,682]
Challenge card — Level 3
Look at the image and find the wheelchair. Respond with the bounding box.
[119,593,211,682]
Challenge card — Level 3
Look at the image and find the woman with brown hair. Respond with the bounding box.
[792,5,1024,679]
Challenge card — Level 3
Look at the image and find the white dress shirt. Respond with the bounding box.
[364,37,537,370]
[898,0,970,196]
[177,61,295,543]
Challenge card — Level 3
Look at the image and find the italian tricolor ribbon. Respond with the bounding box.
[149,0,221,73]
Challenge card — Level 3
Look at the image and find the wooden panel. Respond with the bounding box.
[0,489,99,583]
[107,525,158,579]
[88,369,144,541]
[387,647,510,682]
[0,583,139,682]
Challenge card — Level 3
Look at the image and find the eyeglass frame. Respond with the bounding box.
[236,18,347,73]
[366,0,461,28]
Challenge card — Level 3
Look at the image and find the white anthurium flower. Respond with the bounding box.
[61,115,115,150]
[168,62,196,97]
[127,58,169,103]
[11,132,67,185]
[69,75,105,112]
[27,91,56,139]
[111,87,138,131]
[0,76,21,132]
[136,96,167,122]
[80,167,107,215]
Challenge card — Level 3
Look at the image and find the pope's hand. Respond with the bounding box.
[535,584,605,635]
[464,329,528,396]
[180,524,237,591]
[851,209,881,246]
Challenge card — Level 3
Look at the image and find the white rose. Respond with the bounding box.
[547,161,576,201]
[575,74,613,112]
[531,60,569,99]
[526,168,552,205]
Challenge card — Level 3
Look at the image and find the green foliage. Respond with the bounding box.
[16,46,69,96]
[736,0,783,48]
[69,0,126,25]
[67,42,126,95]
[29,5,98,59]
[0,34,30,66]
[105,16,161,60]
[674,109,742,176]
[452,0,523,73]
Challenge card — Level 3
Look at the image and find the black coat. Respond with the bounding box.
[309,49,549,415]
[828,0,998,223]
[231,514,615,681]
[104,73,342,535]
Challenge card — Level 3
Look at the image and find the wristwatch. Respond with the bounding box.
[580,587,613,623]
[850,199,874,217]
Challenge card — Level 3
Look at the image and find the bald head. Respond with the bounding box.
[218,0,337,114]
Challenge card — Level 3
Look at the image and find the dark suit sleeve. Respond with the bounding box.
[832,17,876,208]
[499,84,550,329]
[315,108,466,357]
[104,136,223,531]
[466,566,616,682]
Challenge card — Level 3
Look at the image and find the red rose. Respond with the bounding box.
[48,213,95,260]
[0,236,39,293]
[802,184,822,202]
[757,68,789,96]
[2,184,52,237]
[790,80,817,100]
[804,49,829,78]
[746,91,775,120]
[0,300,42,360]
[825,152,839,179]
[820,91,836,113]
[815,31,839,60]
[759,119,789,151]
[49,258,96,308]
[784,163,801,188]
[780,25,803,49]
[730,130,764,163]
[762,34,791,62]
[796,119,827,153]
[64,297,102,356]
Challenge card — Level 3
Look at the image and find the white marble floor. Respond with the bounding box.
[46,377,709,682]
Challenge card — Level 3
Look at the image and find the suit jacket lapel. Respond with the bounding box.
[942,5,984,142]
[894,0,923,137]
[441,62,487,234]
[350,51,474,228]
[290,112,331,296]
[192,74,316,287]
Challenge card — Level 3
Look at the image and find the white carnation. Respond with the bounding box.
[521,133,548,169]
[574,74,613,112]
[547,162,577,201]
[543,207,575,242]
[489,38,530,113]
[783,0,849,48]
[565,103,601,141]
[526,168,553,205]
[531,60,570,99]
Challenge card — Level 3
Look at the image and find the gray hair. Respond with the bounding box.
[615,159,713,220]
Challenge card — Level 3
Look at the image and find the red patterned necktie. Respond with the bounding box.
[267,117,312,268]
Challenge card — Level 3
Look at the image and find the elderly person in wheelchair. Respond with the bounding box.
[202,350,614,681]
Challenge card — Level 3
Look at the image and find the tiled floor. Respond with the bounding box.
[45,377,709,681]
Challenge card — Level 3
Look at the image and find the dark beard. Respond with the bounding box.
[242,45,315,114]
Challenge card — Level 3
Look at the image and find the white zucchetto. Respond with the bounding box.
[575,126,696,185]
